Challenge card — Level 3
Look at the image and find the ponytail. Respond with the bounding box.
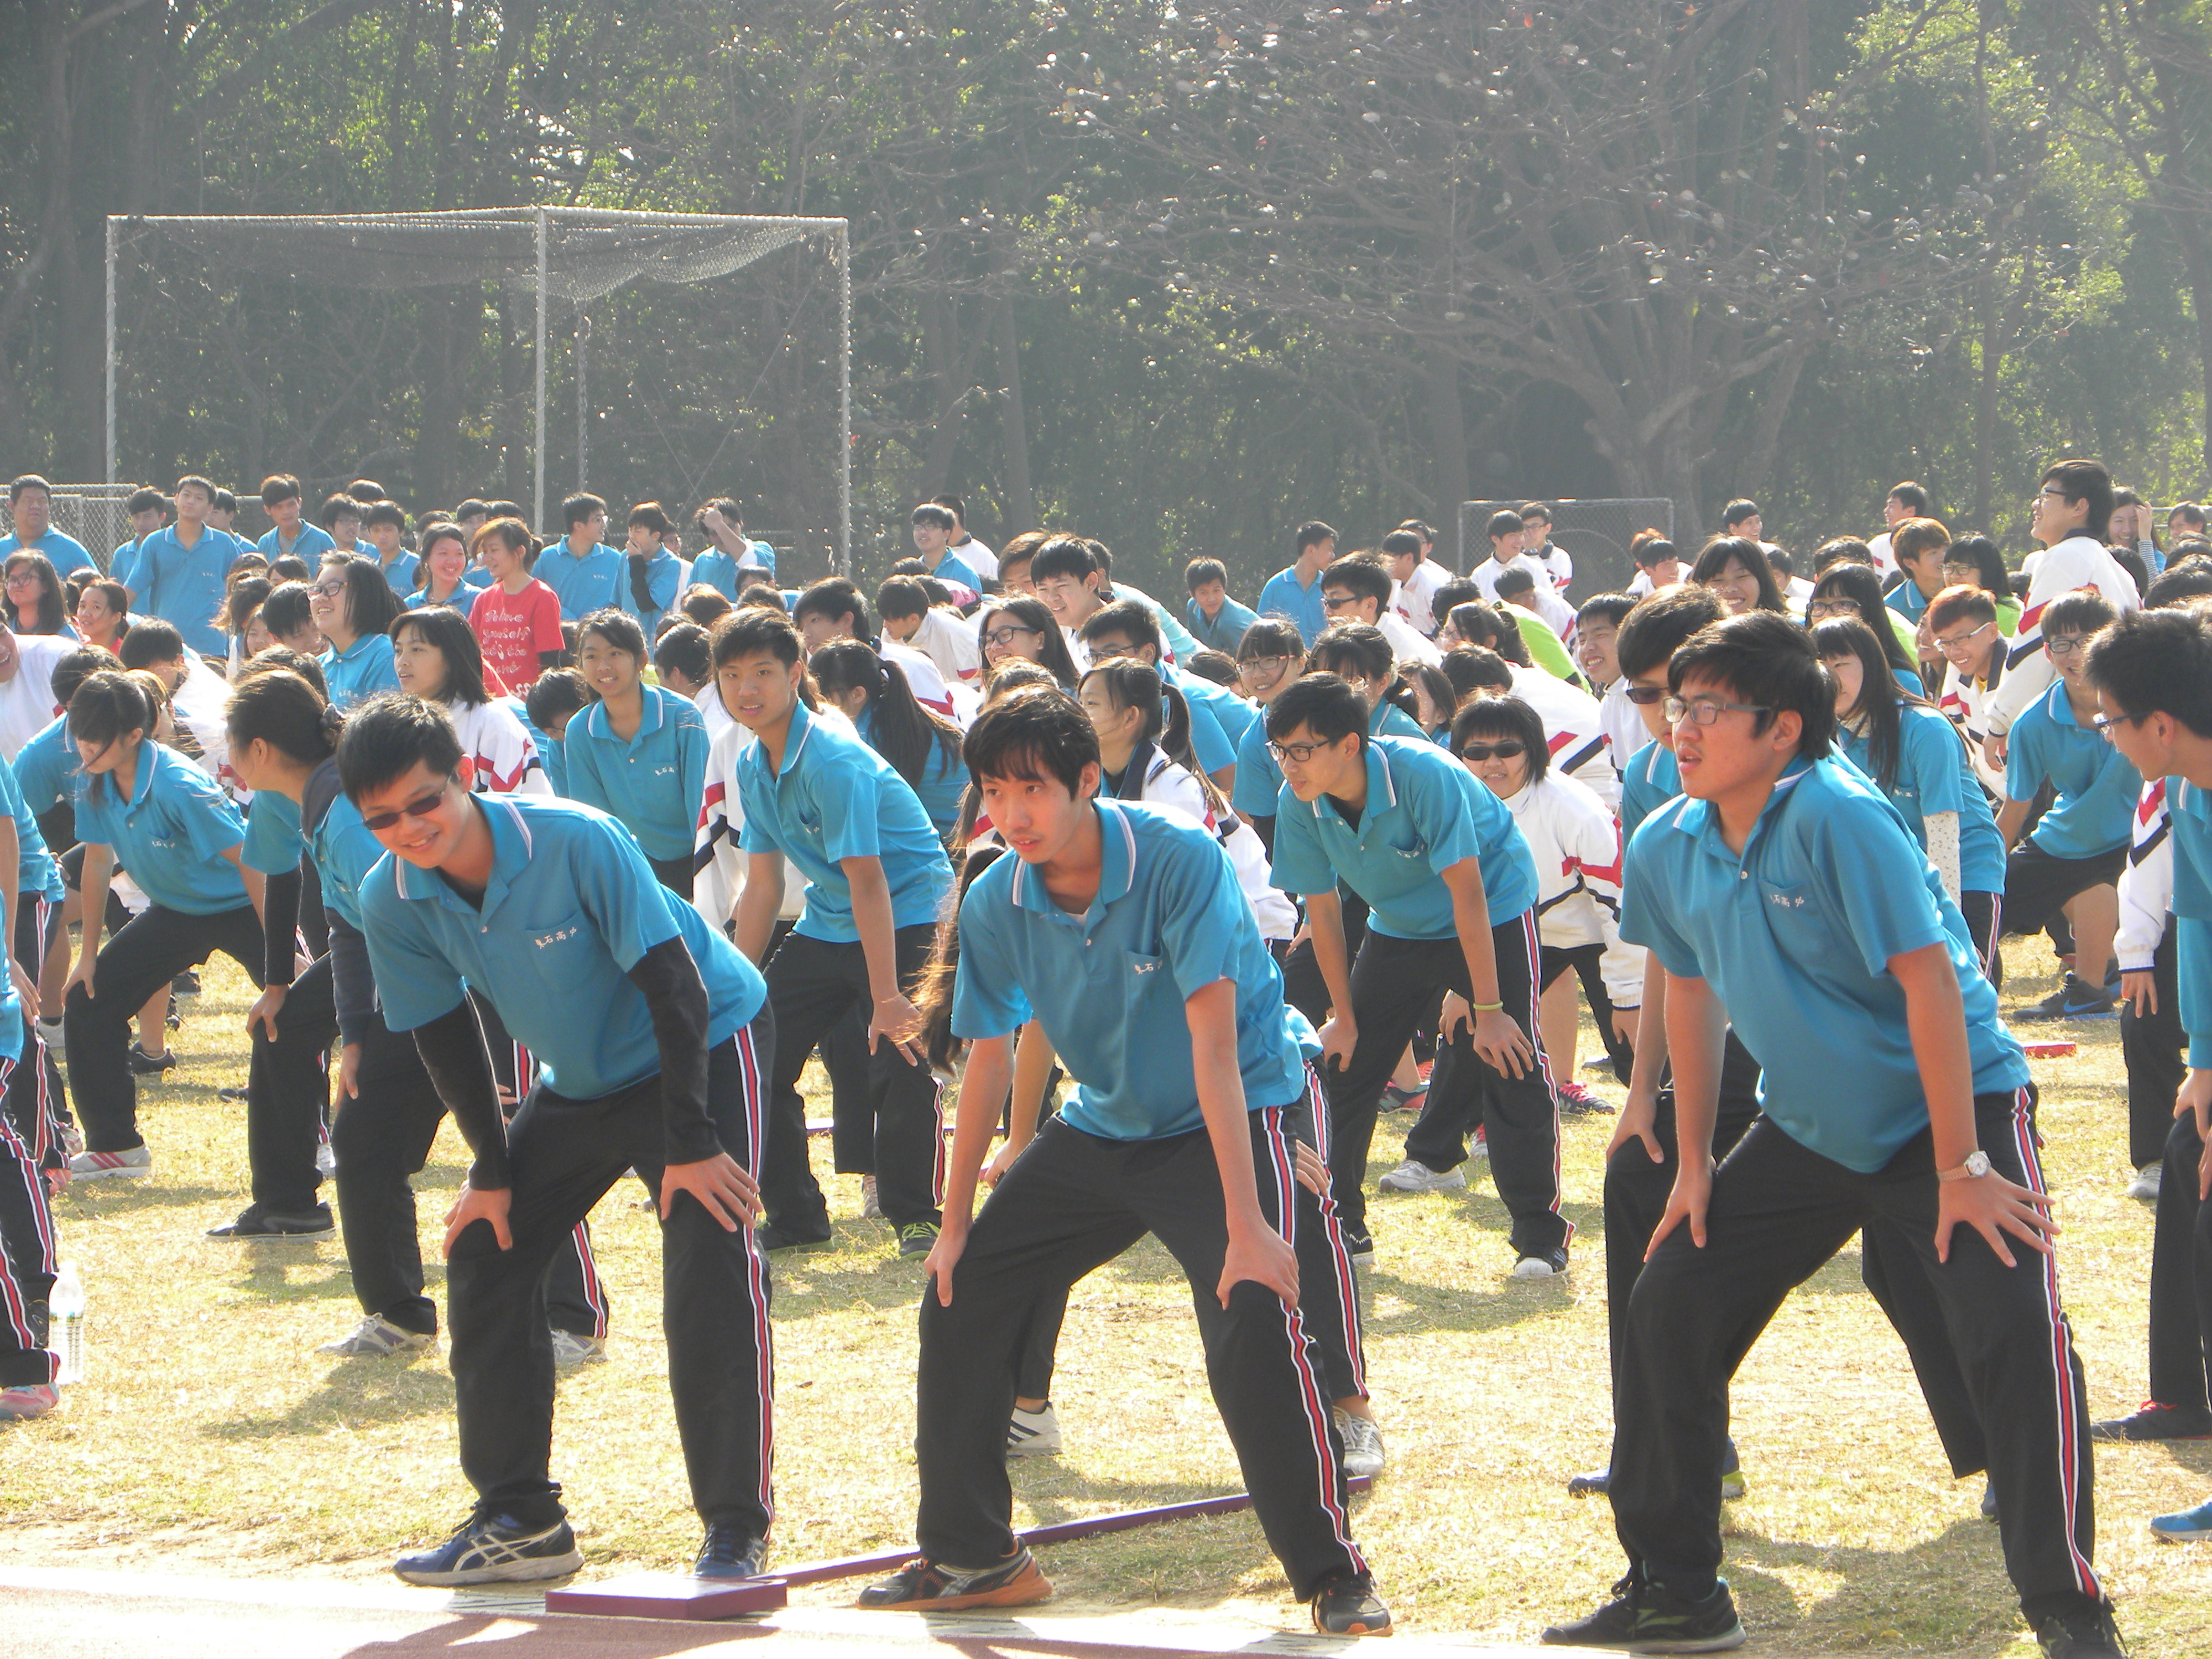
[812,640,963,786]
[226,667,343,766]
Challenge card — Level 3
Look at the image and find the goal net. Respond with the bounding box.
[105,207,852,576]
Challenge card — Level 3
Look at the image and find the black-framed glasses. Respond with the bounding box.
[359,785,452,834]
[1267,738,1335,764]
[1240,654,1294,676]
[981,624,1037,649]
[1664,695,1772,727]
[1457,740,1527,761]
[2045,635,2086,658]
[2093,709,2148,742]
[1806,599,1859,620]
[308,576,350,598]
[1934,621,1995,651]
[1623,684,1667,706]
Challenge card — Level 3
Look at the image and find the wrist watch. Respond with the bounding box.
[1937,1150,1992,1183]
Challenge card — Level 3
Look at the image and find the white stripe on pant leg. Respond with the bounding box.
[2006,1087,2102,1599]
[571,1223,610,1338]
[1519,909,1573,1246]
[735,1027,777,1526]
[0,1061,49,1352]
[1303,1063,1366,1396]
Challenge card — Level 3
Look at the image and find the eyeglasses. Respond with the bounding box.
[981,624,1037,648]
[2093,709,2147,742]
[1933,621,1995,651]
[1664,695,1771,727]
[2044,635,2086,658]
[308,577,350,598]
[1623,684,1667,706]
[1240,654,1293,675]
[1457,740,1527,761]
[358,785,452,834]
[1086,640,1135,662]
[3,572,38,589]
[1805,599,1859,620]
[1267,738,1336,764]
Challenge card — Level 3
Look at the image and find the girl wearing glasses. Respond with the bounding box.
[1804,559,1926,692]
[3,553,70,639]
[389,607,549,797]
[811,641,967,843]
[1939,535,2022,636]
[310,556,404,710]
[975,596,1077,688]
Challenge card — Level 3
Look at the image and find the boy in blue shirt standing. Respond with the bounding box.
[128,474,241,657]
[255,474,337,566]
[346,696,778,1587]
[1184,557,1259,653]
[540,492,624,621]
[855,688,1388,1636]
[1265,674,1567,1275]
[1545,613,2115,1659]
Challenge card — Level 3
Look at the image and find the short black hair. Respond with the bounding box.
[346,478,386,504]
[1310,623,1394,685]
[1079,597,1161,658]
[1667,611,1833,760]
[1265,672,1366,747]
[1615,585,1725,680]
[1295,520,1337,553]
[1185,556,1228,592]
[1431,578,1480,629]
[792,576,868,637]
[1484,509,1524,544]
[117,618,185,668]
[1813,536,1875,574]
[1446,602,1506,653]
[525,667,593,731]
[1493,565,1537,599]
[1721,498,1759,529]
[320,493,361,530]
[362,500,406,533]
[1183,649,1239,686]
[1926,583,1998,633]
[454,498,491,521]
[2145,562,2212,609]
[68,669,156,752]
[930,492,968,525]
[337,694,465,804]
[1889,481,1931,515]
[2040,458,2115,542]
[963,684,1097,796]
[2041,589,2118,640]
[261,581,316,639]
[1451,695,1550,785]
[7,473,49,504]
[1577,592,1637,629]
[577,607,647,662]
[174,474,217,503]
[1379,529,1423,559]
[562,492,608,531]
[1236,617,1306,663]
[1441,646,1512,700]
[876,575,931,623]
[628,501,674,537]
[711,604,805,672]
[1027,536,1097,588]
[125,486,168,519]
[1519,502,1553,525]
[241,644,330,698]
[910,502,957,533]
[50,645,119,708]
[2088,606,2212,738]
[1322,555,1392,612]
[653,620,712,686]
[390,606,491,708]
[1631,536,1679,571]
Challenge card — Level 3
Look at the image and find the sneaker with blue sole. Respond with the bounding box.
[393,1512,582,1584]
[2150,1494,2212,1541]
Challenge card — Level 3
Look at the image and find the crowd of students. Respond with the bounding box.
[2,459,2209,1655]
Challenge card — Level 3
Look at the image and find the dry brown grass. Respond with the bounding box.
[3,943,2211,1652]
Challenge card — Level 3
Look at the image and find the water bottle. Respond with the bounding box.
[49,1260,84,1385]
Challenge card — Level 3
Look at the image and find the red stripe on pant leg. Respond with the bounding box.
[0,1062,50,1353]
[1520,910,1573,1247]
[1257,1104,1364,1572]
[929,1070,948,1209]
[571,1222,610,1338]
[2007,1087,2102,1599]
[735,1027,776,1526]
[1304,1063,1366,1396]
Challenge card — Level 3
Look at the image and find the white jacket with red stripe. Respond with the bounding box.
[1506,664,1619,812]
[1984,534,2141,737]
[1500,771,1642,1006]
[451,698,553,797]
[2116,778,2172,974]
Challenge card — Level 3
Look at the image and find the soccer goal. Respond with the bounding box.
[104,206,853,574]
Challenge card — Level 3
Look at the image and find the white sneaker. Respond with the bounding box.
[1006,1401,1062,1456]
[550,1330,607,1367]
[67,1145,151,1180]
[0,1382,60,1421]
[859,1173,881,1220]
[1335,1408,1386,1479]
[316,1139,337,1175]
[319,1314,436,1358]
[2128,1163,2163,1203]
[36,1017,62,1051]
[1378,1159,1466,1194]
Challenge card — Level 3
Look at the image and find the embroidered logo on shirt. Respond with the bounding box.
[1768,891,1807,908]
[533,926,581,949]
[1130,958,1161,975]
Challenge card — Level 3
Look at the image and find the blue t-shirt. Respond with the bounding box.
[0,529,92,577]
[925,550,985,596]
[372,551,420,594]
[952,800,1318,1139]
[321,632,400,711]
[687,541,775,600]
[507,696,567,796]
[2006,679,2141,860]
[362,795,766,1099]
[1186,595,1260,654]
[406,584,478,618]
[1622,757,2029,1172]
[1619,739,1681,842]
[13,714,77,818]
[131,524,242,656]
[615,549,682,637]
[2168,780,2212,1066]
[1269,734,1538,940]
[1166,661,1258,749]
[241,782,384,932]
[734,700,953,943]
[1257,565,1329,645]
[564,684,709,863]
[75,741,251,915]
[539,540,624,621]
[108,539,144,589]
[0,752,61,902]
[853,706,965,840]
[1837,707,2006,895]
[257,523,338,566]
[1232,698,1425,819]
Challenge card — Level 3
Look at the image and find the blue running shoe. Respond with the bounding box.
[2150,1495,2212,1541]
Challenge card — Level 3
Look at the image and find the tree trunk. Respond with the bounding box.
[1421,353,1469,568]
[993,292,1035,532]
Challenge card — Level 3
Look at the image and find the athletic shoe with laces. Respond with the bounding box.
[896,1220,940,1259]
[67,1145,150,1180]
[692,1522,768,1580]
[1513,1247,1569,1279]
[35,1016,62,1051]
[0,1382,59,1422]
[2150,1494,2212,1541]
[1310,1570,1391,1636]
[1567,1465,1610,1498]
[127,1042,176,1076]
[1335,1407,1385,1479]
[550,1330,607,1367]
[1378,1158,1465,1194]
[319,1314,436,1358]
[1006,1401,1062,1457]
[1343,1227,1376,1267]
[2015,973,2118,1021]
[206,1203,335,1241]
[1569,1438,1740,1501]
[856,1547,1052,1611]
[2091,1401,2212,1442]
[1379,1079,1427,1112]
[2032,1601,2127,1657]
[1542,1575,1746,1652]
[1557,1080,1613,1116]
[392,1512,582,1585]
[859,1173,882,1219]
[1981,1478,1998,1521]
[755,1217,833,1252]
[2127,1162,2162,1203]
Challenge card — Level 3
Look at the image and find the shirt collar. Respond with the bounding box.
[2046,678,2084,728]
[329,632,374,664]
[122,739,165,811]
[759,697,818,782]
[1008,799,1137,925]
[589,685,668,743]
[1665,754,1816,865]
[1310,738,1399,826]
[393,794,530,914]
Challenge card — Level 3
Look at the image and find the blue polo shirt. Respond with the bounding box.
[75,740,250,914]
[853,706,964,839]
[257,523,338,566]
[362,795,766,1099]
[925,550,985,596]
[540,540,624,620]
[0,753,61,904]
[242,781,384,932]
[952,799,1318,1139]
[108,539,145,589]
[615,549,682,637]
[1186,594,1260,654]
[372,551,420,594]
[0,529,92,577]
[321,632,400,711]
[2167,780,2212,1067]
[13,715,76,817]
[1624,757,2028,1171]
[1232,698,1425,819]
[1257,565,1330,645]
[734,700,953,942]
[1619,739,1681,842]
[1269,734,1538,940]
[1837,708,2006,894]
[507,697,567,796]
[2006,679,2141,860]
[406,584,478,618]
[1166,661,1257,750]
[132,524,242,656]
[564,684,708,863]
[1887,581,1939,627]
[687,540,776,599]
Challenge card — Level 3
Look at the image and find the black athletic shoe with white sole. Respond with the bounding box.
[1543,1575,1746,1652]
[692,1522,768,1580]
[1311,1570,1392,1636]
[392,1512,582,1585]
[856,1547,1052,1611]
[2033,1603,2127,1658]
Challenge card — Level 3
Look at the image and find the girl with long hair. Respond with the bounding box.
[1691,535,1788,617]
[390,607,551,796]
[3,552,69,637]
[71,578,128,656]
[978,595,1079,687]
[810,641,966,842]
[311,556,404,709]
[1806,560,1926,692]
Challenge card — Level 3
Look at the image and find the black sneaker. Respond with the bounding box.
[1543,1575,1746,1652]
[392,1512,582,1585]
[693,1522,767,1580]
[2015,973,2117,1021]
[855,1547,1053,1611]
[896,1220,940,1260]
[1343,1226,1375,1267]
[2090,1401,2212,1442]
[206,1204,335,1241]
[2033,1602,2127,1658]
[1980,1477,1998,1521]
[128,1042,176,1076]
[1311,1569,1391,1636]
[754,1218,833,1252]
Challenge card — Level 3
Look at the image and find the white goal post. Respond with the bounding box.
[104,205,853,572]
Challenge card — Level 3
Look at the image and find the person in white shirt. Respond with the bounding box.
[1765,546,1817,610]
[930,494,998,583]
[1439,640,1618,811]
[1320,554,1442,667]
[1470,508,1552,606]
[1573,592,1647,774]
[1381,528,1454,639]
[1982,458,2142,769]
[1492,562,1578,648]
[877,576,983,686]
[792,576,972,727]
[1623,533,1684,599]
[1519,503,1574,596]
[1867,480,1930,578]
[0,627,72,762]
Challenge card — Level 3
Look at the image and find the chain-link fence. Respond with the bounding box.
[0,486,142,574]
[1458,498,1676,597]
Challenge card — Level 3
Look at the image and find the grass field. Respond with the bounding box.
[4,943,2211,1654]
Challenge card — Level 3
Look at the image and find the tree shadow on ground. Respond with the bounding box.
[200,1353,453,1440]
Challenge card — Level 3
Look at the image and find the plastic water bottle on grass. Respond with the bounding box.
[49,1260,84,1384]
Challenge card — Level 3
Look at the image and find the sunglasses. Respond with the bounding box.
[1457,740,1527,761]
[1623,684,1667,705]
[358,785,451,834]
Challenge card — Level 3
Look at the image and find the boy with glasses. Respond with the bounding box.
[1931,584,2011,799]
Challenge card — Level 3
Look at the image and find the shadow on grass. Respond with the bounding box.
[1723,1515,2036,1654]
[200,1354,453,1441]
[55,1182,231,1217]
[338,1614,739,1657]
